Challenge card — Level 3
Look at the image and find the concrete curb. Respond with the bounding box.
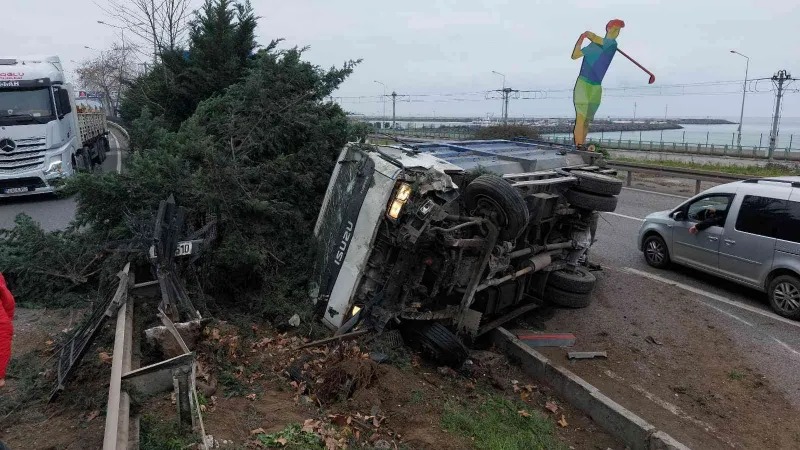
[491,327,691,450]
[108,121,130,143]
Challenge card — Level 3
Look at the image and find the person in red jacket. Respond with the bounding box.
[0,272,15,388]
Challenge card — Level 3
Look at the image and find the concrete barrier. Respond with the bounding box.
[491,327,691,450]
[107,121,130,143]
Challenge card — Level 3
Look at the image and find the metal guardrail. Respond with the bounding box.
[606,160,751,194]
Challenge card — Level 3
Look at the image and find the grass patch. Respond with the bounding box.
[410,390,424,404]
[612,156,800,178]
[139,415,197,450]
[442,395,568,450]
[218,371,248,398]
[728,369,746,381]
[256,423,324,449]
[0,351,47,418]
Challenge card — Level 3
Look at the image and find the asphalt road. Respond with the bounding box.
[527,186,800,447]
[0,130,127,231]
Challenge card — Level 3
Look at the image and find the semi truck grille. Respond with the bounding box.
[0,136,46,173]
[0,177,47,190]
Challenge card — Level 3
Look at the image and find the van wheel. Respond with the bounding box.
[643,235,670,269]
[464,175,529,241]
[403,322,468,368]
[768,275,800,319]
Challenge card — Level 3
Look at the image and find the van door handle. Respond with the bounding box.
[707,236,719,241]
[724,239,735,245]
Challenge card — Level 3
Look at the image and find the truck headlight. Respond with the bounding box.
[44,156,63,175]
[387,183,412,220]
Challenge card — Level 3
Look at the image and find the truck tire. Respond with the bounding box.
[92,140,107,164]
[78,147,92,172]
[543,285,592,308]
[548,267,596,294]
[571,170,623,196]
[564,189,617,212]
[403,322,469,368]
[464,175,529,241]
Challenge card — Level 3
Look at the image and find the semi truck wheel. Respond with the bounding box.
[547,267,596,293]
[403,322,469,368]
[92,140,107,164]
[78,147,92,171]
[543,285,592,308]
[571,170,623,196]
[564,189,617,212]
[464,175,529,241]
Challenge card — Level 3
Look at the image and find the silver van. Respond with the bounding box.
[638,177,800,319]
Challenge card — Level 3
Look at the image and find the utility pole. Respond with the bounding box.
[730,51,749,148]
[391,91,397,129]
[768,70,793,161]
[633,102,637,122]
[492,71,507,124]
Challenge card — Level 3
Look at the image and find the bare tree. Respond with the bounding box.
[76,43,140,116]
[95,0,191,63]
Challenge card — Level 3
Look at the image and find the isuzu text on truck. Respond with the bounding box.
[0,56,109,197]
[311,138,622,366]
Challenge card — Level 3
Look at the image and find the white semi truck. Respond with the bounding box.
[0,56,109,197]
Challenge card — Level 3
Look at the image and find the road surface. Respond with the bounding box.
[0,130,126,231]
[531,186,800,449]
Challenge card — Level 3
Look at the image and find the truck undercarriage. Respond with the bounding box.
[312,139,621,366]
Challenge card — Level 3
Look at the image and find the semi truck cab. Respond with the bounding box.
[0,56,107,197]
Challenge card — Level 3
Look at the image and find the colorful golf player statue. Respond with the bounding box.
[571,19,655,150]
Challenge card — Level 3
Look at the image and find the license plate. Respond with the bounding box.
[4,187,29,194]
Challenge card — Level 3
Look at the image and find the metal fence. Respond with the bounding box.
[541,135,800,160]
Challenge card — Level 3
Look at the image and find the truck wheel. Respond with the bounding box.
[78,148,92,172]
[548,267,596,293]
[571,171,623,196]
[768,275,800,320]
[403,322,469,368]
[543,285,592,308]
[464,175,529,241]
[92,141,107,164]
[564,189,617,212]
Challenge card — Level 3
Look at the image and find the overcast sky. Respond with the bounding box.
[4,0,799,121]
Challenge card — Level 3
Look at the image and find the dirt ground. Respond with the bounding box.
[0,308,109,450]
[525,269,800,449]
[2,308,621,450]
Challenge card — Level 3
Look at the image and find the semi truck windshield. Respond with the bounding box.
[0,88,54,123]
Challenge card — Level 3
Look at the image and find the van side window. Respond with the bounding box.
[735,195,786,238]
[777,200,800,243]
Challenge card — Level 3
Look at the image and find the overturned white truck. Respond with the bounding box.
[311,139,621,366]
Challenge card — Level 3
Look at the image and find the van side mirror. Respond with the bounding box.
[672,211,685,221]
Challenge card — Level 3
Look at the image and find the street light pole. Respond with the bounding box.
[374,80,387,125]
[730,50,749,148]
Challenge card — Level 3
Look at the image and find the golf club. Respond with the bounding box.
[617,48,656,84]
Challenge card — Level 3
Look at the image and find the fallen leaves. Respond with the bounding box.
[250,427,266,435]
[558,414,568,427]
[98,352,112,364]
[246,393,257,401]
[545,401,559,414]
[85,410,100,422]
[518,409,531,418]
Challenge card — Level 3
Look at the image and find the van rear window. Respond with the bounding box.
[735,195,800,243]
[735,195,784,239]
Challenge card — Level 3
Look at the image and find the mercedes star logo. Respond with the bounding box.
[0,138,15,153]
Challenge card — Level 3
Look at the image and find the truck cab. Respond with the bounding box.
[0,56,106,197]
